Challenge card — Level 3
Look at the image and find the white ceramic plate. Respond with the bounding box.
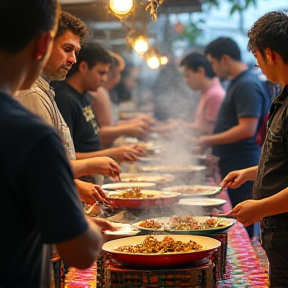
[102,182,156,191]
[179,197,226,207]
[140,165,206,173]
[120,173,174,184]
[163,185,219,197]
[104,224,139,236]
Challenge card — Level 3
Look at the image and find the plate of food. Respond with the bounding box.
[133,217,168,232]
[140,165,206,174]
[164,216,236,235]
[133,216,236,235]
[102,182,156,191]
[163,185,219,197]
[102,234,220,267]
[120,173,175,184]
[107,189,181,209]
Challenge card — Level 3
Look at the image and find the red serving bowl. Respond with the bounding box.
[102,234,220,268]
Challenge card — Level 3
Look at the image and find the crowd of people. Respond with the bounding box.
[1,0,288,287]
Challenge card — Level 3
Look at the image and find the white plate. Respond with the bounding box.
[120,173,174,184]
[102,182,156,191]
[104,224,139,236]
[140,165,206,173]
[163,185,219,197]
[179,198,226,207]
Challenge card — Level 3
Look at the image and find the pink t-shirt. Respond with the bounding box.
[194,77,225,127]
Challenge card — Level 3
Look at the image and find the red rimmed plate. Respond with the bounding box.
[102,234,221,267]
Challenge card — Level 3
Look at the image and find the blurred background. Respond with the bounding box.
[59,0,287,119]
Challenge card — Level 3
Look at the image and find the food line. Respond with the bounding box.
[54,135,268,288]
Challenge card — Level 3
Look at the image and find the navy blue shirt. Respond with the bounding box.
[0,92,88,288]
[212,69,270,176]
[55,83,101,153]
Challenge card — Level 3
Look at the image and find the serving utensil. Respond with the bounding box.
[210,213,236,219]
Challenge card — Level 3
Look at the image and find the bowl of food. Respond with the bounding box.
[102,234,221,267]
[107,189,181,209]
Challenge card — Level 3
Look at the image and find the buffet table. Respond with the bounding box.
[61,221,269,288]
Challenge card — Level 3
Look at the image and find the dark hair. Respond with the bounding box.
[0,0,57,53]
[180,52,215,78]
[204,37,241,61]
[111,57,120,69]
[248,10,288,64]
[67,42,112,77]
[56,12,88,44]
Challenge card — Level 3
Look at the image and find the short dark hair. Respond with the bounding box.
[248,10,288,64]
[56,12,89,44]
[0,0,57,53]
[180,52,215,78]
[67,42,112,77]
[205,37,241,61]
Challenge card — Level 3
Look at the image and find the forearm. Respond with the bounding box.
[100,125,132,147]
[76,149,118,161]
[56,217,103,269]
[202,125,255,146]
[243,166,258,181]
[258,187,288,217]
[70,158,102,177]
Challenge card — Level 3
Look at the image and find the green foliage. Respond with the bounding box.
[206,0,257,15]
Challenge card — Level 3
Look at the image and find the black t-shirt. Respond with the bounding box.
[54,83,101,152]
[0,92,88,288]
[212,69,270,175]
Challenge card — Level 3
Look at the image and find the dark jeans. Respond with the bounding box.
[261,217,288,288]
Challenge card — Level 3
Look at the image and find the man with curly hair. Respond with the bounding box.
[15,12,121,205]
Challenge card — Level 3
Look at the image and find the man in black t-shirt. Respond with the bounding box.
[55,43,144,165]
[198,37,270,238]
[0,2,104,287]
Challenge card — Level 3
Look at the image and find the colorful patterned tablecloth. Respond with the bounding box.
[218,222,269,288]
[61,222,269,288]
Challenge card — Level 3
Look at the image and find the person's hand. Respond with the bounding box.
[130,144,146,157]
[221,169,248,189]
[89,217,117,231]
[88,156,121,181]
[75,180,112,205]
[226,200,264,226]
[109,146,139,163]
[127,121,149,139]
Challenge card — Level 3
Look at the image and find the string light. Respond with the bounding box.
[147,55,160,69]
[133,36,149,54]
[109,0,134,18]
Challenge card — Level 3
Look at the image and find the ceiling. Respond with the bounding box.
[59,0,205,49]
[60,0,204,22]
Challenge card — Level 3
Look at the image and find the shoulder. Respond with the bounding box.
[1,98,55,148]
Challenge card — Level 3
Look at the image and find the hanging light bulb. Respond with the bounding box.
[160,55,169,65]
[133,36,149,54]
[109,0,134,18]
[147,55,160,69]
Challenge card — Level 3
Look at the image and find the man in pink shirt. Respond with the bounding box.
[180,52,225,135]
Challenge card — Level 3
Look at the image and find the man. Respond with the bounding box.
[223,11,288,287]
[90,52,149,148]
[180,52,225,135]
[0,1,104,287]
[54,43,143,163]
[199,37,270,238]
[15,12,121,203]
